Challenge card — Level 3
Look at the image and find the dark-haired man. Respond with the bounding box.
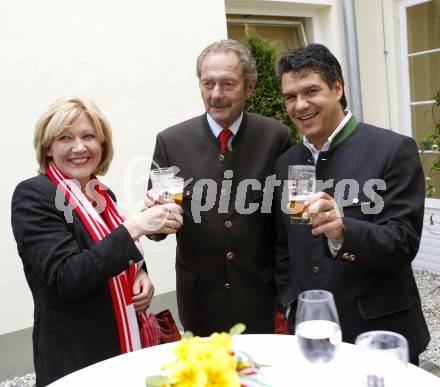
[274,43,429,364]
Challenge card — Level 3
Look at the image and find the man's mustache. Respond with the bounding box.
[209,99,230,109]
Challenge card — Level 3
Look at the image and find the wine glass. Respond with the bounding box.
[355,331,408,387]
[295,290,342,385]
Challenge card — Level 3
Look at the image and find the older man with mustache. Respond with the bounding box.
[148,39,291,336]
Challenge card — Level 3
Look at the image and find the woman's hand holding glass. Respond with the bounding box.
[123,203,183,240]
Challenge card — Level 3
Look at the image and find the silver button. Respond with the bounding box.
[226,251,235,260]
[352,197,359,204]
[218,154,225,162]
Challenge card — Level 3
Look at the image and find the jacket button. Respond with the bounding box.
[185,190,191,197]
[224,220,232,229]
[348,254,357,262]
[224,283,231,289]
[128,259,134,266]
[226,251,235,260]
[342,252,350,260]
[218,154,225,162]
[312,266,320,274]
[352,197,359,204]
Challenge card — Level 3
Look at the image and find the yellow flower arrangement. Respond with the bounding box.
[145,324,268,387]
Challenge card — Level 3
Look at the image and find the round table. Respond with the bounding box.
[48,334,440,386]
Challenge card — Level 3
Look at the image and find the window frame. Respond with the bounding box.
[399,0,438,137]
[226,16,308,48]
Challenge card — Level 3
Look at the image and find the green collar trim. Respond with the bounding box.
[329,115,358,150]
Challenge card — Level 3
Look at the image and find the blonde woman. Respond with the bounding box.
[11,97,182,386]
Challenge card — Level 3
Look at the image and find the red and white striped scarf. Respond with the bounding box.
[46,162,143,353]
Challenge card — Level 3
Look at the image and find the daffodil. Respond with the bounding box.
[146,324,253,387]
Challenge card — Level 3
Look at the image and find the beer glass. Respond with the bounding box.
[164,176,184,205]
[150,168,183,205]
[355,331,408,387]
[288,165,316,224]
[150,168,175,192]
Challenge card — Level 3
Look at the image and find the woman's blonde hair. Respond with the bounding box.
[34,97,114,175]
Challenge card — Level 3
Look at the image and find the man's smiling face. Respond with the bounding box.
[282,70,345,149]
[199,51,254,129]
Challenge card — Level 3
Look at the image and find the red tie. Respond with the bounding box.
[219,128,233,153]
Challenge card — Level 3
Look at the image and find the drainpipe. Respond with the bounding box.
[342,0,363,121]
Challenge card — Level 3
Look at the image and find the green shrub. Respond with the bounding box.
[244,25,299,144]
[421,88,440,197]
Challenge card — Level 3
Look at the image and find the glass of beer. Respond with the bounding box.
[158,176,184,205]
[288,165,316,224]
[167,177,184,205]
[150,168,175,191]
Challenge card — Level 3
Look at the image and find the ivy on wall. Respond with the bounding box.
[421,89,440,197]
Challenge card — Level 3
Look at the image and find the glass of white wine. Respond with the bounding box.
[295,290,342,385]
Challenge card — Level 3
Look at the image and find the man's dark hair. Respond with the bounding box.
[277,43,347,109]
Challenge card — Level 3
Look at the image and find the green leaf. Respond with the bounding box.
[229,323,246,336]
[182,331,194,339]
[145,375,169,387]
[420,87,440,197]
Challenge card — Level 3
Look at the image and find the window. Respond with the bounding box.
[227,15,307,56]
[401,0,440,198]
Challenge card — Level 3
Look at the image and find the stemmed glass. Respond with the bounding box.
[355,331,408,387]
[295,290,342,385]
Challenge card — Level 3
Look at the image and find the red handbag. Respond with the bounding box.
[138,310,161,348]
[155,309,182,344]
[274,309,290,335]
[138,309,181,348]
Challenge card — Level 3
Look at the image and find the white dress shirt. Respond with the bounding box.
[207,112,243,151]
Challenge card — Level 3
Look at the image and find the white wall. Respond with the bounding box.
[0,0,227,335]
[355,0,406,133]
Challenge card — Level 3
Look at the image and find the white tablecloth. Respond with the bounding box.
[49,334,440,386]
